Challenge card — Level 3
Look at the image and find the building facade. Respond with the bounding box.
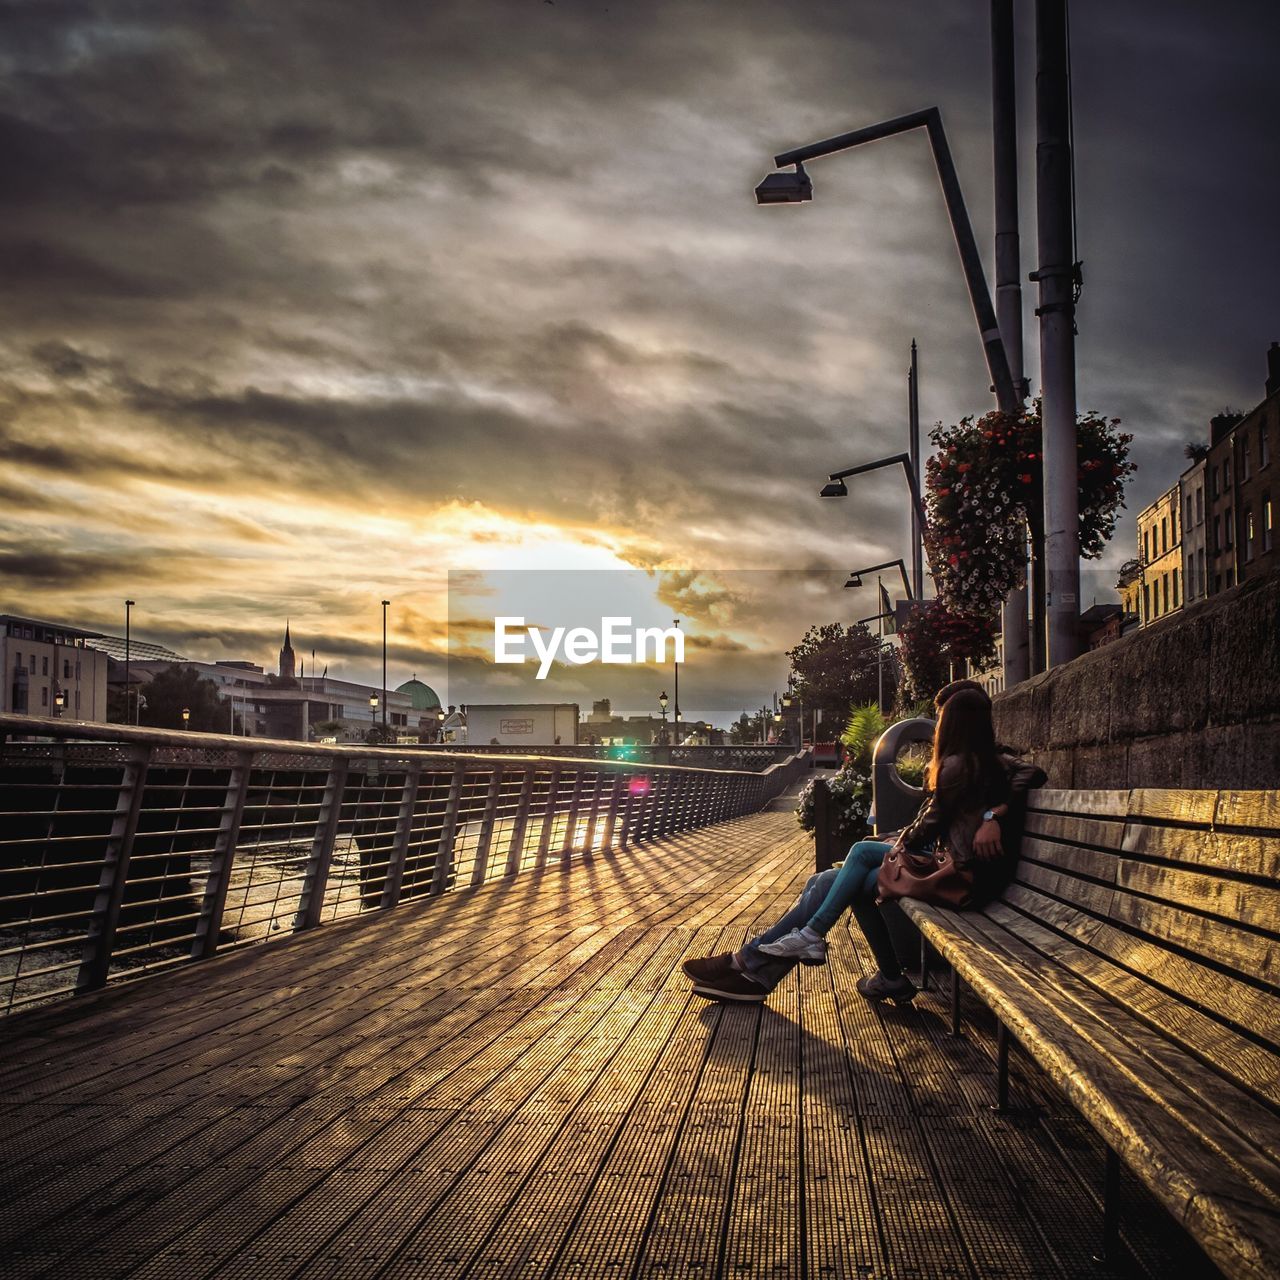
[1180,456,1209,605]
[1232,346,1277,586]
[1136,482,1183,625]
[1,615,111,722]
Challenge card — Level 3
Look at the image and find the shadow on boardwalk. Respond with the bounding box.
[0,811,1217,1279]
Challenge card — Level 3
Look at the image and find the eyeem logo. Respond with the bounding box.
[494,617,684,680]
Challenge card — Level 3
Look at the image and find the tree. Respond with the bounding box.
[785,623,886,732]
[728,711,765,744]
[135,664,237,732]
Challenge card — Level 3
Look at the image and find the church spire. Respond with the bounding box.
[279,620,296,681]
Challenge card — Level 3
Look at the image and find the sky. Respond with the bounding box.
[2,0,1277,722]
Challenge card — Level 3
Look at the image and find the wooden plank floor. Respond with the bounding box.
[0,808,1220,1280]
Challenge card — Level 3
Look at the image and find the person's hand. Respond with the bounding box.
[973,819,1004,860]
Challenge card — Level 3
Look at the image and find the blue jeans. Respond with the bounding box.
[738,843,905,992]
[806,840,891,934]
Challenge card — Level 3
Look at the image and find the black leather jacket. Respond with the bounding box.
[897,751,1047,867]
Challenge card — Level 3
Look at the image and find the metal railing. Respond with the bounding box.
[0,715,809,1017]
[419,743,801,770]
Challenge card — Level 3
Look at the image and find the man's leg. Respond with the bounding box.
[734,867,841,990]
[849,876,917,1003]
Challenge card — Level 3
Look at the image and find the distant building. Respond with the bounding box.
[1180,455,1209,605]
[395,675,444,739]
[1078,603,1124,650]
[1136,482,1182,625]
[1202,345,1279,594]
[1,614,111,722]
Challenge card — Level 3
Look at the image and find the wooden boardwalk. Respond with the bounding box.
[0,809,1217,1280]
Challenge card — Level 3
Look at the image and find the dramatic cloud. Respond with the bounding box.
[1,0,1276,714]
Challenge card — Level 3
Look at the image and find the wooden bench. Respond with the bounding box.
[898,787,1280,1280]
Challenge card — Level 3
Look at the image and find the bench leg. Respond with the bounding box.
[919,934,931,992]
[990,1022,1010,1113]
[949,966,963,1038]
[1093,1147,1122,1264]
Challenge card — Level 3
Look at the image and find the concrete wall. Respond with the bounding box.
[993,567,1280,789]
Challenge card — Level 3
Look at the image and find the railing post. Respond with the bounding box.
[617,773,639,848]
[536,764,563,868]
[656,770,676,839]
[470,765,505,887]
[600,771,625,849]
[430,763,466,894]
[77,743,151,993]
[505,767,537,875]
[562,766,586,856]
[583,768,605,852]
[295,758,348,931]
[380,760,422,910]
[191,748,253,960]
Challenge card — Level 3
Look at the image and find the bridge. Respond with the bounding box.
[0,719,1221,1277]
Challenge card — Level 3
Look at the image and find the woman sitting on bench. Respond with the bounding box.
[683,682,1044,1005]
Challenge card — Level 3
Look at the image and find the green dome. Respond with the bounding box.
[396,677,442,711]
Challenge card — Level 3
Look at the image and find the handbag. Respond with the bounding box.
[876,839,974,909]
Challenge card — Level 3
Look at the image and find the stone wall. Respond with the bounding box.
[993,567,1280,789]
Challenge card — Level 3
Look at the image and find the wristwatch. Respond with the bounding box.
[982,808,997,822]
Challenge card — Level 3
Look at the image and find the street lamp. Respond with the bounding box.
[820,454,932,584]
[761,101,1048,680]
[657,690,669,744]
[380,599,390,729]
[369,693,379,729]
[182,707,191,729]
[845,559,914,601]
[53,689,65,717]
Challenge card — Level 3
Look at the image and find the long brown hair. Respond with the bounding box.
[927,688,1001,798]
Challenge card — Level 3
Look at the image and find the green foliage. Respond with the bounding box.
[786,623,889,731]
[839,703,886,772]
[794,766,872,842]
[134,664,236,733]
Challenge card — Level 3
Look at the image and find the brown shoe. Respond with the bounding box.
[682,952,735,983]
[689,969,769,1003]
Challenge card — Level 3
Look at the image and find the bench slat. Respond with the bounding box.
[1000,884,1280,1049]
[1217,792,1280,832]
[1127,789,1220,824]
[1029,789,1129,817]
[985,900,1280,1108]
[961,906,1280,1161]
[1023,811,1127,847]
[1114,858,1280,937]
[904,901,1280,1280]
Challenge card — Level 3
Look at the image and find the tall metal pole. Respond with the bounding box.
[1036,0,1081,667]
[124,599,134,725]
[908,342,924,601]
[381,599,390,729]
[877,575,885,713]
[993,0,1034,686]
[672,619,680,745]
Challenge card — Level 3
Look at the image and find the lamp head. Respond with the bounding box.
[844,575,863,589]
[820,478,849,498]
[754,163,812,205]
[658,690,669,710]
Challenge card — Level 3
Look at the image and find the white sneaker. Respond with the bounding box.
[757,927,828,963]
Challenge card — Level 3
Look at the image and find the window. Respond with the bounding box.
[1262,422,1271,468]
[1161,517,1168,554]
[1162,574,1170,613]
[1264,494,1274,553]
[1198,548,1207,597]
[1225,507,1234,548]
[1142,583,1150,622]
[1195,486,1203,524]
[62,659,70,679]
[1211,467,1219,499]
[1173,568,1180,608]
[41,656,48,676]
[1212,515,1221,553]
[1186,496,1194,530]
[1242,435,1251,481]
[1245,508,1255,562]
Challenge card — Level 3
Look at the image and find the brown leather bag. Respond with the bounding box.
[876,839,974,909]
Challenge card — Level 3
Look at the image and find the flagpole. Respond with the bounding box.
[877,575,885,713]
